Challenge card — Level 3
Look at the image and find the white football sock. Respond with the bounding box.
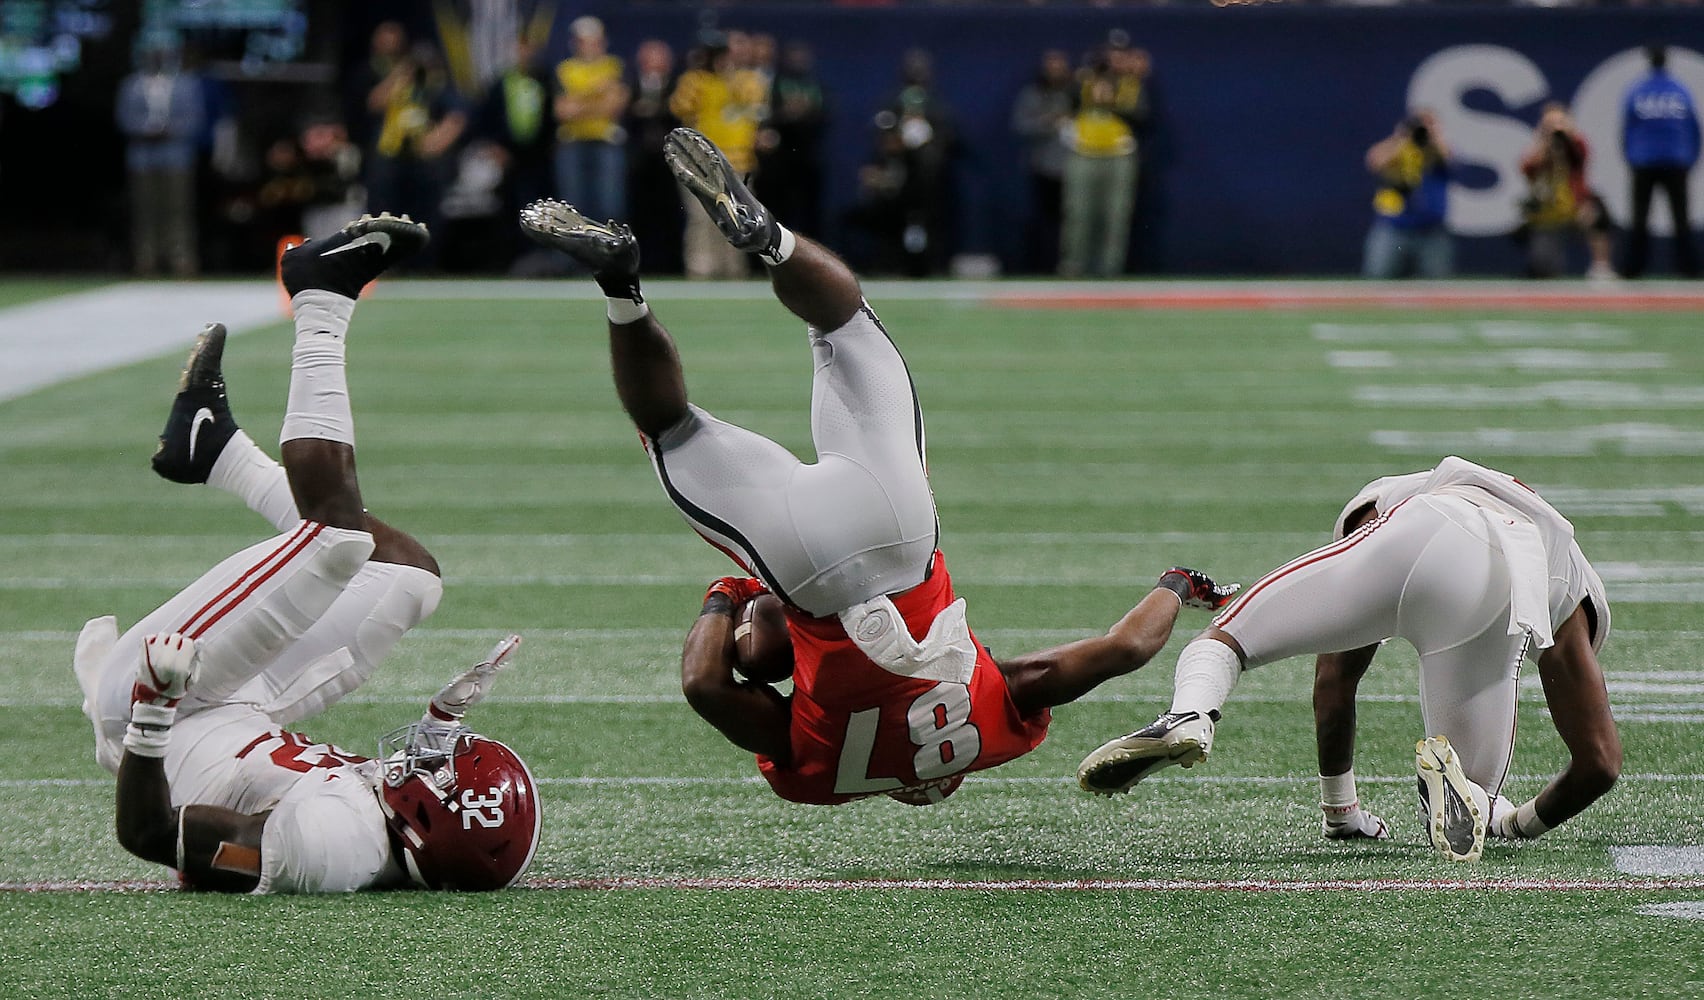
[764,225,797,266]
[606,296,650,324]
[208,430,299,532]
[1320,769,1361,812]
[281,289,356,447]
[1168,636,1242,717]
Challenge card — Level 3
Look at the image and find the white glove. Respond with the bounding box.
[125,633,200,757]
[1322,804,1390,841]
[426,634,521,722]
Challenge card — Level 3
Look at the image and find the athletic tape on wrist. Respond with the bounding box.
[123,723,172,757]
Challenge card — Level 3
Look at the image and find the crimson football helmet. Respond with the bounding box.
[377,722,541,890]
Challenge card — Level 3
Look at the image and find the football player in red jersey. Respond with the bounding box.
[77,216,540,891]
[520,128,1237,805]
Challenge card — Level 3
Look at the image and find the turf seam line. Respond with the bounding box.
[7,876,1704,894]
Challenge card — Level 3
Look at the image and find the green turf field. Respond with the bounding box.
[0,278,106,310]
[2,283,1701,998]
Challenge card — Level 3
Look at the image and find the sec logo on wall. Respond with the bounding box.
[1409,45,1704,237]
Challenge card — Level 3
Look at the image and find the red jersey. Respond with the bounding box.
[756,551,1050,804]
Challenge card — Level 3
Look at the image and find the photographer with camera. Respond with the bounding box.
[359,31,466,268]
[1519,102,1615,280]
[1362,109,1453,279]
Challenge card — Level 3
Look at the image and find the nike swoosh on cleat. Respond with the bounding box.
[320,232,393,256]
[188,408,215,461]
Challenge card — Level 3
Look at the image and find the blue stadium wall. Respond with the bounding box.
[366,6,1704,275]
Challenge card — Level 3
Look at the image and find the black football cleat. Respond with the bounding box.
[518,199,643,300]
[662,127,784,262]
[1159,566,1242,611]
[152,323,239,485]
[519,199,639,277]
[280,212,430,300]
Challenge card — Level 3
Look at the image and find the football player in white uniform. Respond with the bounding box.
[76,216,541,892]
[1077,457,1621,863]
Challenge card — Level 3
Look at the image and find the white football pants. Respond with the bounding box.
[87,522,441,768]
[645,303,938,617]
[1214,494,1531,796]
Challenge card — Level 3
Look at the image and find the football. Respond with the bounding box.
[734,592,795,682]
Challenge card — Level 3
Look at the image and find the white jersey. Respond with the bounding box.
[1331,455,1610,653]
[166,703,404,894]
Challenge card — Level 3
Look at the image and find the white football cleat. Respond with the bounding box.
[1077,710,1214,795]
[1322,805,1391,841]
[1416,735,1488,862]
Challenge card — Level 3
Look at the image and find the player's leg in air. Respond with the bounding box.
[522,133,1240,801]
[519,130,935,757]
[143,320,443,724]
[79,214,431,788]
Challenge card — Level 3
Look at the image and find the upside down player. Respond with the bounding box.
[1078,456,1621,863]
[520,128,1238,805]
[73,216,540,891]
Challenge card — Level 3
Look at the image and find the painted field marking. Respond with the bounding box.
[5,690,1696,711]
[1371,424,1704,457]
[1332,350,1668,371]
[28,625,1704,644]
[5,279,1699,406]
[526,876,1704,892]
[1611,846,1704,876]
[1637,902,1704,920]
[990,287,1704,311]
[15,562,1704,590]
[1355,382,1704,409]
[6,772,1701,791]
[1475,321,1635,344]
[5,875,1704,894]
[1537,486,1704,517]
[0,282,278,404]
[1312,321,1632,345]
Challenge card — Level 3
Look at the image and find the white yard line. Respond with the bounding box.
[5,772,1700,789]
[7,874,1704,893]
[0,282,279,403]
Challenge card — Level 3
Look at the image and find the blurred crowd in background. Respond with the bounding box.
[9,1,1703,279]
[114,16,1089,279]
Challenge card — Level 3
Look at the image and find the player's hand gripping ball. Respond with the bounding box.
[734,592,794,683]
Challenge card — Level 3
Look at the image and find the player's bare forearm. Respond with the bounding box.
[116,751,266,889]
[115,751,181,867]
[998,587,1180,715]
[680,599,791,761]
[1531,604,1622,828]
[1313,643,1380,777]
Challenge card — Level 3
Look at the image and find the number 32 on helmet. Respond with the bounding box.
[377,723,542,890]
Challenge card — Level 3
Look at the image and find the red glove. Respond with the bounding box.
[705,576,768,607]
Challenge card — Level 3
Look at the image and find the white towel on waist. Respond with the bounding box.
[1477,508,1555,650]
[839,595,978,685]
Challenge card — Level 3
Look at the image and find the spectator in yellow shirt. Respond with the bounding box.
[1060,41,1150,278]
[669,34,768,278]
[554,16,630,224]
